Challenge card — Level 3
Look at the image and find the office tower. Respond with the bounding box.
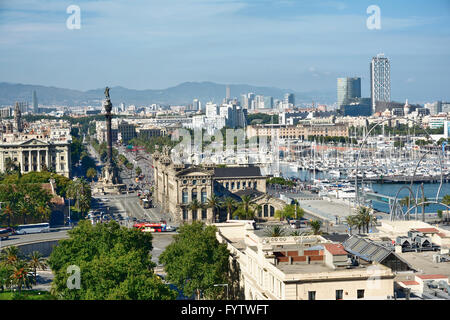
[226,86,231,100]
[32,90,38,114]
[370,53,391,113]
[193,99,200,111]
[337,77,361,107]
[264,96,273,109]
[247,93,255,110]
[284,93,295,106]
[120,103,125,112]
[255,95,265,109]
[241,94,248,108]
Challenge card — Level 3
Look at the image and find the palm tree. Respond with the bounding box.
[233,195,255,220]
[223,197,237,221]
[1,246,20,265]
[437,210,443,225]
[188,199,202,221]
[1,203,14,227]
[356,206,374,234]
[4,158,18,173]
[67,178,92,218]
[399,196,411,208]
[86,167,97,182]
[206,195,222,223]
[310,220,322,235]
[254,204,262,220]
[28,251,47,283]
[345,215,358,235]
[264,225,286,237]
[442,194,450,225]
[10,260,33,294]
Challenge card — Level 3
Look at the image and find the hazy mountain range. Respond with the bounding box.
[0,81,335,107]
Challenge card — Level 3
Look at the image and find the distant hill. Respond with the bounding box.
[0,81,334,107]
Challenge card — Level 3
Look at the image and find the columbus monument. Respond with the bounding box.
[93,87,125,194]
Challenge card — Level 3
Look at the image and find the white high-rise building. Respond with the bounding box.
[205,102,219,118]
[370,53,391,113]
[193,99,200,111]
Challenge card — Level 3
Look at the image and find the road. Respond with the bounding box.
[0,229,69,248]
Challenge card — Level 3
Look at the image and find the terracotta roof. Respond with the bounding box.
[414,228,440,233]
[437,232,450,238]
[323,243,347,255]
[400,281,420,286]
[416,274,448,280]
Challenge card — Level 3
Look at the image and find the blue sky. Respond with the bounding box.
[1,0,450,103]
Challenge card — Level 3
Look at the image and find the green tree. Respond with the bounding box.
[10,260,34,294]
[310,220,322,235]
[437,210,443,224]
[66,178,91,218]
[223,197,237,221]
[263,225,286,237]
[345,215,358,235]
[86,168,97,182]
[188,199,202,220]
[442,195,450,225]
[159,221,230,300]
[275,204,304,221]
[0,246,21,266]
[233,195,255,220]
[206,195,222,223]
[48,220,176,300]
[135,167,142,176]
[28,251,47,283]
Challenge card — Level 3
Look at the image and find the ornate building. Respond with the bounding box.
[0,109,71,177]
[153,147,285,223]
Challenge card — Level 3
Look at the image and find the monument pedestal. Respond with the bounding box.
[93,163,125,195]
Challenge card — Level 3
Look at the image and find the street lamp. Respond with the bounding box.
[213,283,229,300]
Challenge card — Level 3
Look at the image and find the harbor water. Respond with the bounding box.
[279,164,450,214]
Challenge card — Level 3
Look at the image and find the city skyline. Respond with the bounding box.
[0,1,450,103]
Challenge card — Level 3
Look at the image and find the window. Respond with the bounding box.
[192,190,197,201]
[201,189,207,203]
[192,180,197,185]
[231,182,235,189]
[201,209,207,220]
[182,190,188,204]
[243,181,246,188]
[182,208,188,220]
[336,290,343,300]
[357,289,365,299]
[192,209,197,220]
[237,182,240,189]
[308,291,316,300]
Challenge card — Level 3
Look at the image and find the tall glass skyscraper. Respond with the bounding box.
[32,90,38,114]
[370,53,391,113]
[337,77,361,107]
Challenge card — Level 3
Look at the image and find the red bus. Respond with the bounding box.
[133,222,167,233]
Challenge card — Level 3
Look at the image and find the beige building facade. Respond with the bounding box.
[152,148,284,223]
[247,123,349,140]
[216,222,396,300]
[0,138,71,177]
